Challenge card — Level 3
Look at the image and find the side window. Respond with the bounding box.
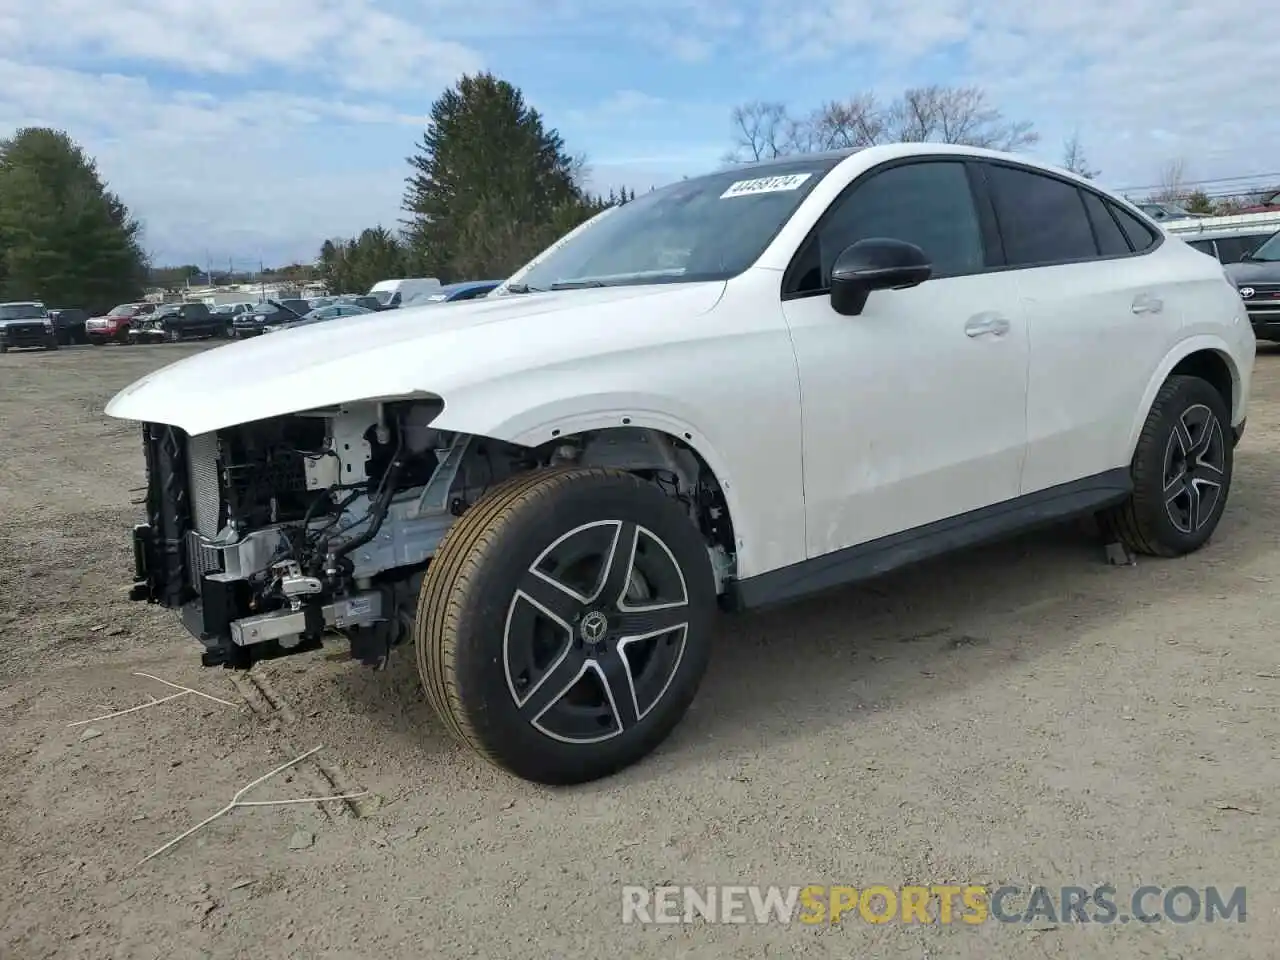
[1215,234,1268,263]
[984,163,1097,265]
[1108,202,1159,252]
[1081,191,1132,256]
[791,160,984,293]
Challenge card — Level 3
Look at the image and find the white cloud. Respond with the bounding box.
[5,0,482,93]
[754,0,1280,191]
[0,59,415,264]
[1,0,1276,265]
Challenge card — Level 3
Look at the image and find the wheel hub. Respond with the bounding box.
[579,609,610,645]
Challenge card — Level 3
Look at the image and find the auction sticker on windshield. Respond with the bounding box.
[720,174,812,199]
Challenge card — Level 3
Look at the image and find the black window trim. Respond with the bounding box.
[967,159,1164,273]
[780,154,995,301]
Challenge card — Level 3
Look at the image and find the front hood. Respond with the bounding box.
[1224,261,1280,284]
[105,282,727,435]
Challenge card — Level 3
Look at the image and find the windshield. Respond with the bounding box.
[1246,231,1280,262]
[107,304,137,318]
[372,289,396,306]
[0,303,45,320]
[512,160,838,291]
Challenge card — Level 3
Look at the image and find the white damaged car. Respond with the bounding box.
[106,143,1254,784]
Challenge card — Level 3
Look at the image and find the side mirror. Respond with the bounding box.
[829,238,933,316]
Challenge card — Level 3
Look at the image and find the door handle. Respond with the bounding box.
[964,312,1011,337]
[1131,294,1164,315]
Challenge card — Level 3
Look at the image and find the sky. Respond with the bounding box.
[0,0,1275,267]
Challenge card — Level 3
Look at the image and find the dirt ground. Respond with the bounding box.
[2,341,1279,959]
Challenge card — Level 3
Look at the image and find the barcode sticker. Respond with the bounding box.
[720,173,812,199]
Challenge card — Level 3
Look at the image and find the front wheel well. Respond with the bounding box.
[526,426,738,574]
[1169,349,1234,418]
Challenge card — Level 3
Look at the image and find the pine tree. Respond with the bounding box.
[0,128,147,312]
[401,73,602,281]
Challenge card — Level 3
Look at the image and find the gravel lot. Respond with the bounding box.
[2,341,1279,959]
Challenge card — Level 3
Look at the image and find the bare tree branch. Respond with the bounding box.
[1151,159,1188,202]
[724,101,794,163]
[725,85,1039,163]
[1061,130,1100,179]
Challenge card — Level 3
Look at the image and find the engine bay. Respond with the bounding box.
[131,400,735,670]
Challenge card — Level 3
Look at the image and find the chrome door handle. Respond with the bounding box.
[965,312,1011,337]
[1132,294,1164,315]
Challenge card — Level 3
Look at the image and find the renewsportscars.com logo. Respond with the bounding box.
[622,884,1247,926]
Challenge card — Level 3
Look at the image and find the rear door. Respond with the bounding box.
[976,161,1176,493]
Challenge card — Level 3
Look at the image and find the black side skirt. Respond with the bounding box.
[723,467,1133,612]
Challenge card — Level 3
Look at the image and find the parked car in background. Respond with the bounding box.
[1137,201,1205,222]
[129,302,222,343]
[402,280,501,307]
[211,303,255,323]
[47,308,90,345]
[1184,228,1273,264]
[86,302,155,344]
[1225,230,1280,342]
[233,298,311,338]
[368,278,443,309]
[0,301,57,352]
[1238,190,1280,215]
[263,301,372,333]
[334,294,382,311]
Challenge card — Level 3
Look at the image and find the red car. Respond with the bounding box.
[85,302,156,345]
[1238,190,1280,215]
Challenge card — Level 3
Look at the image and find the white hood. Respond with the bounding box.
[104,282,727,435]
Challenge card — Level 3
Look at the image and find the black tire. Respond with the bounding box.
[415,467,716,785]
[0,345,7,354]
[1102,375,1233,557]
[45,340,58,351]
[166,328,181,343]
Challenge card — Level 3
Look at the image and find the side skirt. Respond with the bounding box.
[723,468,1133,612]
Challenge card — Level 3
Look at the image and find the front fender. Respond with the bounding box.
[431,377,806,580]
[1125,334,1248,460]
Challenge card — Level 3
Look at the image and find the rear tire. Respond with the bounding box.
[415,467,716,785]
[1102,375,1233,557]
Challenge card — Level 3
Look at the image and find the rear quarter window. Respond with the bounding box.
[1108,202,1160,252]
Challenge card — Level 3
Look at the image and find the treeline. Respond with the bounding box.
[317,73,637,293]
[0,128,148,313]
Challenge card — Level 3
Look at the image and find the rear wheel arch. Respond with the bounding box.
[1127,340,1241,461]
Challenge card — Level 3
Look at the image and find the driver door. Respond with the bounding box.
[780,158,1029,559]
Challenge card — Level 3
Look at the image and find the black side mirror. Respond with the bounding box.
[829,238,932,316]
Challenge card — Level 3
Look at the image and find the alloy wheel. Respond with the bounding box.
[503,520,690,744]
[1162,403,1226,534]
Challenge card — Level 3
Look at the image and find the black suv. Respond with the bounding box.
[232,299,310,339]
[1225,230,1280,342]
[129,302,222,343]
[47,308,90,345]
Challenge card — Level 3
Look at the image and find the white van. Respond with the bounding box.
[367,278,443,310]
